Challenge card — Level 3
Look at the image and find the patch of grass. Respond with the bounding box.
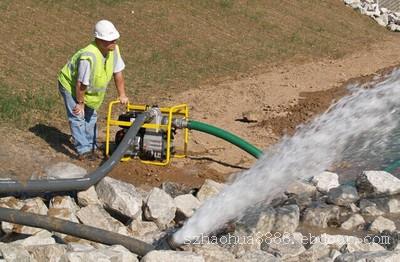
[0,81,60,127]
[0,0,12,10]
[0,0,394,129]
[219,0,234,9]
[0,83,24,122]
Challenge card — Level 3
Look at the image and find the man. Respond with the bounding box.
[58,20,128,160]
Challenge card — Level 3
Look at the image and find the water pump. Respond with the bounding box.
[105,102,189,166]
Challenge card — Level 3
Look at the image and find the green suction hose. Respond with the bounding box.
[187,120,263,159]
[384,159,400,173]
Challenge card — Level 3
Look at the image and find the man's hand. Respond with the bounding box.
[73,103,85,117]
[119,95,129,105]
[114,72,128,105]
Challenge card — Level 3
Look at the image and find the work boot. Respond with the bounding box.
[77,152,96,161]
[92,148,104,159]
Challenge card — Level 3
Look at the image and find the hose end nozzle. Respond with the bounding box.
[156,234,182,250]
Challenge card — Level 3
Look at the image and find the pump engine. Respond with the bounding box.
[114,111,175,161]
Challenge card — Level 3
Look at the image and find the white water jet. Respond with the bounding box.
[173,68,400,244]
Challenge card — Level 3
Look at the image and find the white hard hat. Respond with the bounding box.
[94,20,120,41]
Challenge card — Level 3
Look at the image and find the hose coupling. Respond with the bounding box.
[156,234,182,250]
[172,118,188,129]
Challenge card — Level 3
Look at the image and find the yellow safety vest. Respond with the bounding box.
[58,42,118,110]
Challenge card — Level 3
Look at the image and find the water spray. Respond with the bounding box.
[172,68,400,247]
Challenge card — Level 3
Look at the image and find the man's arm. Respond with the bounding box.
[114,71,128,104]
[73,81,86,116]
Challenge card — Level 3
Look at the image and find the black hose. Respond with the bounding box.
[0,112,151,194]
[0,111,159,256]
[0,207,154,256]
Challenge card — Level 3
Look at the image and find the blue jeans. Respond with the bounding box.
[58,82,97,155]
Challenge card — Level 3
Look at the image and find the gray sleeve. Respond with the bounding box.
[77,60,91,86]
[113,46,125,73]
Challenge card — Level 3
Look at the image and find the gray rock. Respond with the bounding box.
[388,23,400,31]
[227,232,261,258]
[375,14,389,26]
[254,207,276,234]
[237,250,279,262]
[12,230,55,246]
[107,245,139,262]
[349,203,360,213]
[192,243,236,261]
[76,204,126,233]
[131,230,165,244]
[385,197,400,213]
[269,193,288,207]
[335,250,400,262]
[96,177,143,219]
[261,232,305,260]
[196,179,225,202]
[317,257,333,262]
[369,216,396,233]
[327,185,359,206]
[50,196,80,213]
[344,0,361,9]
[311,171,339,194]
[161,182,193,198]
[0,243,32,262]
[340,214,365,230]
[345,240,385,253]
[273,204,300,233]
[22,197,48,215]
[45,162,87,179]
[174,194,201,219]
[315,233,384,253]
[360,3,380,17]
[242,204,299,237]
[285,181,316,208]
[302,203,340,228]
[329,249,342,260]
[317,234,361,250]
[141,250,204,262]
[135,187,151,200]
[359,199,385,216]
[299,241,331,261]
[365,196,400,214]
[286,180,317,196]
[77,186,101,207]
[47,208,79,223]
[26,244,66,262]
[356,171,400,196]
[144,188,176,229]
[129,219,159,237]
[0,196,24,209]
[61,245,138,262]
[66,243,95,252]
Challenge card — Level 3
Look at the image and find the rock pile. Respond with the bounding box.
[344,0,400,31]
[2,164,400,261]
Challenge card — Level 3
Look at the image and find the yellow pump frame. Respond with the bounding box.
[105,101,189,166]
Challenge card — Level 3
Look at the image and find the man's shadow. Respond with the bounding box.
[29,124,76,158]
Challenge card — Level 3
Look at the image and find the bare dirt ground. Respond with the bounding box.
[1,35,399,190]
